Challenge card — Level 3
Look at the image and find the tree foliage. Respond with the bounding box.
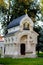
[11,0,40,22]
[0,0,4,6]
[40,0,43,15]
[0,0,40,35]
[0,0,8,8]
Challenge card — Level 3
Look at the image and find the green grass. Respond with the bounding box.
[0,58,43,65]
[37,51,43,57]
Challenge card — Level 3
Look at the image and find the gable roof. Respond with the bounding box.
[7,15,25,29]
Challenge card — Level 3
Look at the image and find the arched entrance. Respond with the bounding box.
[20,35,27,55]
[20,44,25,55]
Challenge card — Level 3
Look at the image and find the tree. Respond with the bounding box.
[34,24,43,56]
[1,0,40,35]
[11,0,40,22]
[0,0,8,9]
[0,0,5,6]
[38,29,43,55]
[40,0,43,15]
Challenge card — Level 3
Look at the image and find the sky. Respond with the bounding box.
[4,0,9,9]
[0,22,2,35]
[4,0,9,4]
[0,22,3,35]
[0,22,1,29]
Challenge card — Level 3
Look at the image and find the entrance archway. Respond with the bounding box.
[20,35,27,55]
[20,44,25,55]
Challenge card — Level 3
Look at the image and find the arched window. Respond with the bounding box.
[23,22,29,30]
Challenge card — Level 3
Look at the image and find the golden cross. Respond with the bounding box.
[25,9,27,14]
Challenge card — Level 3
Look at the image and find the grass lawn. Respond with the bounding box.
[36,51,43,57]
[0,58,43,65]
[38,52,43,57]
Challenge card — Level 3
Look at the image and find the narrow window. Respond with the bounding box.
[23,22,29,30]
[12,37,14,41]
[8,38,10,42]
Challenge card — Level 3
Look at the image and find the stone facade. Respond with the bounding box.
[4,14,38,58]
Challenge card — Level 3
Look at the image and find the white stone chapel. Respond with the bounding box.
[4,14,38,58]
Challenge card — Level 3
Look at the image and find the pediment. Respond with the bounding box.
[31,30,39,36]
[20,14,34,27]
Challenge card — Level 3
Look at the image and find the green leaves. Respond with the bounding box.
[0,0,40,35]
[40,0,43,15]
[0,0,8,9]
